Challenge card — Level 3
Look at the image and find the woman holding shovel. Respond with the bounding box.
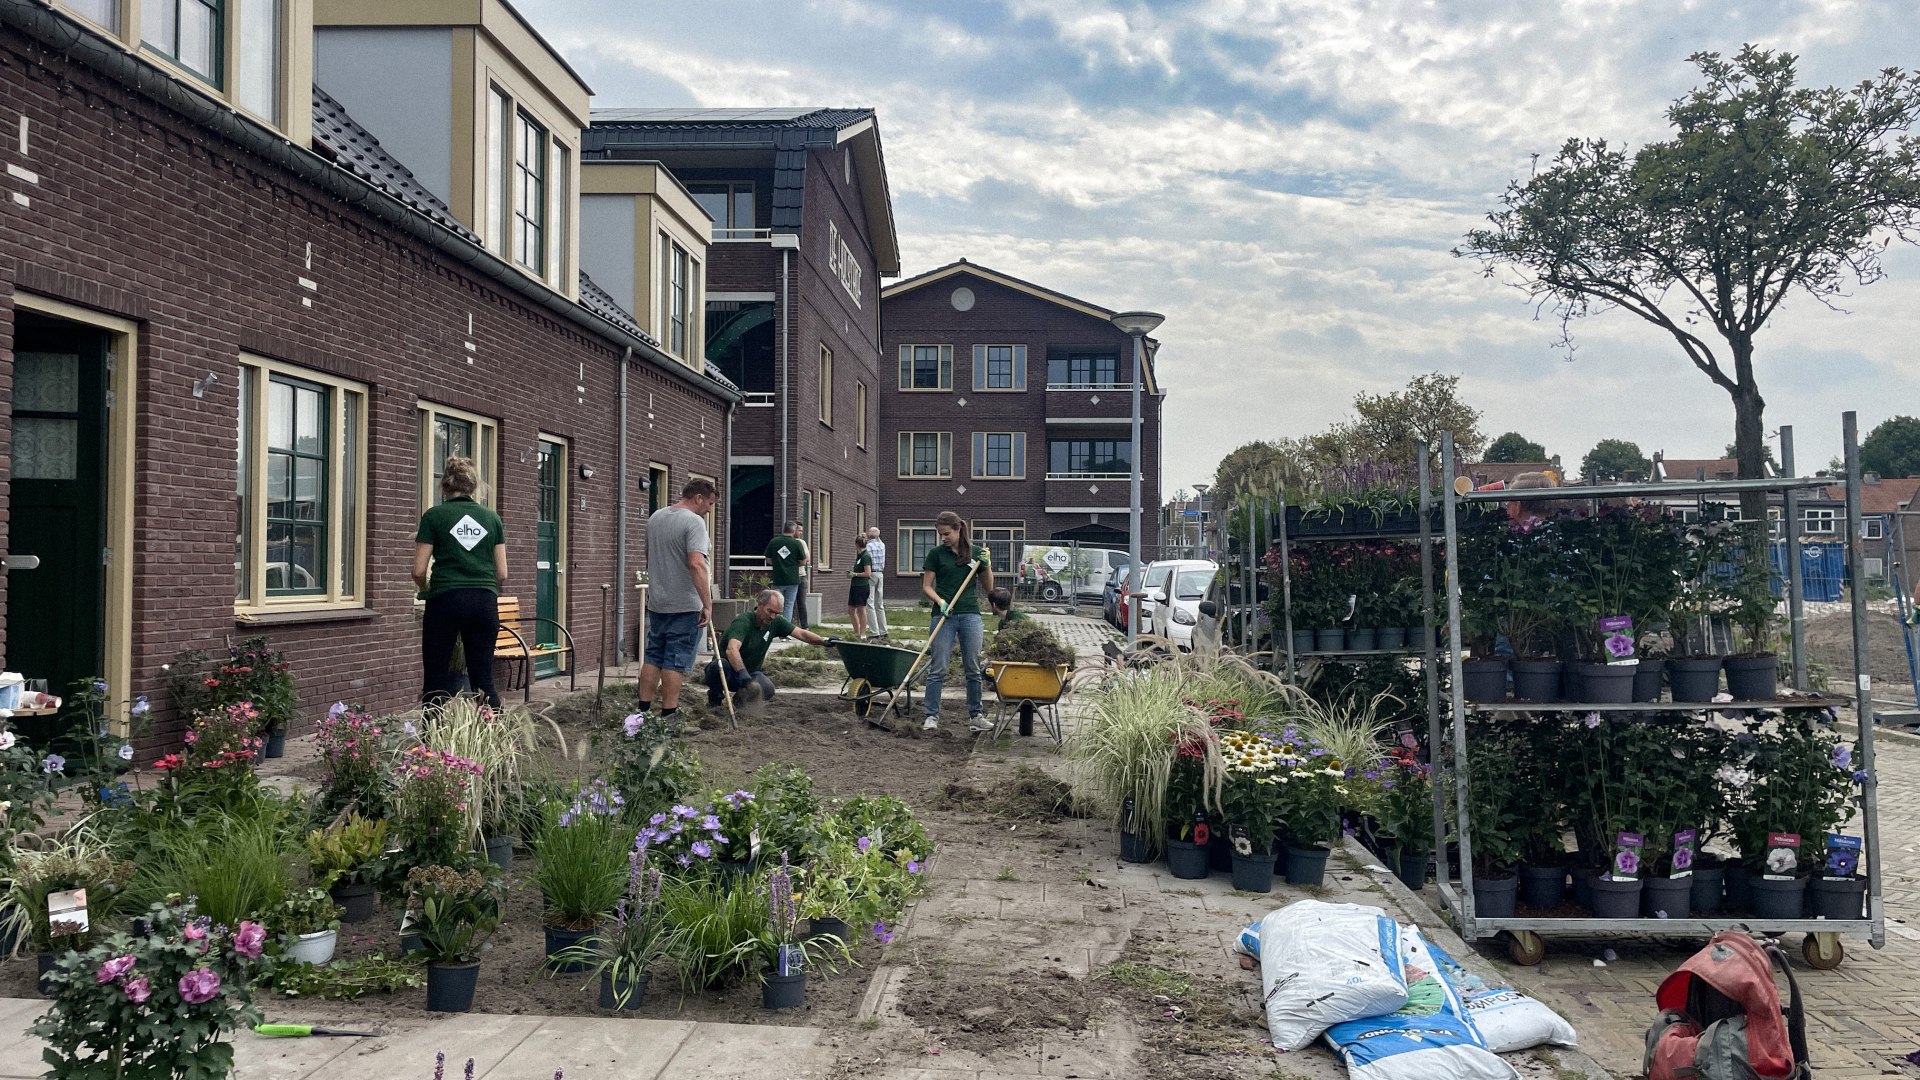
[919,510,994,732]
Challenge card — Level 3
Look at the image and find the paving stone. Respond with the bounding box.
[299,1014,545,1080]
[655,1022,828,1079]
[489,1017,697,1079]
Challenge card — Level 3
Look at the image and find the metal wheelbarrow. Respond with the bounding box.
[835,640,925,728]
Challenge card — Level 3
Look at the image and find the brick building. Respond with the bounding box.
[582,109,900,614]
[0,0,736,739]
[876,261,1164,582]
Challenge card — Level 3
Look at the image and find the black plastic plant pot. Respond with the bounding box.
[1510,661,1563,703]
[1568,866,1600,910]
[1577,663,1635,704]
[1376,627,1407,650]
[37,953,55,997]
[1283,845,1330,887]
[400,933,423,956]
[1667,658,1724,702]
[1292,631,1315,655]
[1518,864,1567,908]
[484,835,514,871]
[1166,839,1210,880]
[1461,659,1509,703]
[1119,830,1152,863]
[1724,865,1754,912]
[1587,876,1642,918]
[1396,850,1429,891]
[1632,659,1667,702]
[1472,875,1519,918]
[1641,876,1692,919]
[1723,655,1778,701]
[263,731,287,759]
[762,972,807,1010]
[1230,851,1275,893]
[330,882,377,924]
[1749,876,1807,919]
[715,859,758,891]
[809,917,851,943]
[1207,831,1233,872]
[600,971,650,1011]
[426,962,480,1012]
[1347,629,1378,652]
[1690,864,1726,914]
[544,924,599,973]
[1315,629,1346,652]
[1405,627,1430,650]
[1808,874,1867,920]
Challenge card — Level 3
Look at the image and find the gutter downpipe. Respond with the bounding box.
[724,400,736,599]
[615,346,632,665]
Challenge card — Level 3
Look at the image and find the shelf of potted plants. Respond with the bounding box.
[1427,420,1885,970]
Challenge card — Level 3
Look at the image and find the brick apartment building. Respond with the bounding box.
[877,261,1164,581]
[0,0,737,739]
[582,109,900,613]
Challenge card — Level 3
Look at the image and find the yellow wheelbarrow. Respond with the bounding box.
[984,660,1070,745]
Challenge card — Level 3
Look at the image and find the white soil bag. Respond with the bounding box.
[1422,937,1578,1053]
[1257,900,1409,1050]
[1323,927,1517,1080]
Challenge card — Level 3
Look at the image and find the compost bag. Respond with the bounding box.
[1256,900,1409,1050]
[1321,927,1517,1080]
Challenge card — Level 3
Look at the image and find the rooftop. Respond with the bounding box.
[588,107,877,129]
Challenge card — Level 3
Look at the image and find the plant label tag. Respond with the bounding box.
[1669,829,1696,878]
[1764,832,1801,880]
[1612,831,1644,881]
[48,888,88,936]
[1600,615,1635,663]
[749,827,762,860]
[1825,834,1861,878]
[778,943,806,976]
[1191,811,1210,847]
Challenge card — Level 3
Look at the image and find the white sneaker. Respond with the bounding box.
[922,717,940,731]
[968,715,994,732]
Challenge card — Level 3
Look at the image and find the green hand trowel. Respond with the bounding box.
[253,1024,384,1038]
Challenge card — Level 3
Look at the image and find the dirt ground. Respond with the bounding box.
[1806,608,1920,708]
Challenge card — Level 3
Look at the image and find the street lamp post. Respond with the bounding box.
[1110,310,1164,647]
[1192,483,1210,559]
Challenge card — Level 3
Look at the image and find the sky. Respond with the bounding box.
[519,0,1920,495]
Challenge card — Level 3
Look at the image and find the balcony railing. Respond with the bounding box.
[713,228,774,242]
[1046,471,1133,481]
[1046,382,1133,392]
[740,392,776,407]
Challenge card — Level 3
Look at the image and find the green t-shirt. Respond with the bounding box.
[851,549,873,579]
[923,543,992,615]
[415,497,505,599]
[998,608,1030,632]
[764,535,806,586]
[723,610,794,672]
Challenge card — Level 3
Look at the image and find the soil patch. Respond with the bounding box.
[936,765,1084,822]
[1096,944,1270,1080]
[895,962,1094,1055]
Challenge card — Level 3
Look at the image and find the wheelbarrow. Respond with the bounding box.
[984,660,1070,745]
[835,640,925,728]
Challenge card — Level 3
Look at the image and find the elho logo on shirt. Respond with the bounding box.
[450,515,488,551]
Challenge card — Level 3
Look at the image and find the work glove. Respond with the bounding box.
[727,666,752,691]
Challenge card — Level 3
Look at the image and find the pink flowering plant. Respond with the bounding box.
[32,897,269,1080]
[154,703,266,806]
[314,702,402,817]
[393,747,484,868]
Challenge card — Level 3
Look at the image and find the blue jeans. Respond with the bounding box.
[704,661,776,707]
[923,612,984,720]
[775,584,800,622]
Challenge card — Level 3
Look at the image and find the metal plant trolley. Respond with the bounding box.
[1429,419,1886,969]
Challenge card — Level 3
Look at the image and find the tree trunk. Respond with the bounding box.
[1728,334,1768,525]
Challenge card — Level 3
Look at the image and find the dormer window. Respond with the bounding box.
[143,0,221,81]
[514,112,548,275]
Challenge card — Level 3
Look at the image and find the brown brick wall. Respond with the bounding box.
[0,26,729,745]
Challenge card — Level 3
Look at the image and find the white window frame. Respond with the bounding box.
[855,380,867,449]
[818,345,833,427]
[1863,517,1885,540]
[1803,507,1837,534]
[817,490,833,570]
[513,109,548,274]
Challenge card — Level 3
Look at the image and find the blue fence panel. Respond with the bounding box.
[1768,541,1845,602]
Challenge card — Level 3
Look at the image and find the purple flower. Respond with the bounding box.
[1831,744,1853,770]
[712,832,728,845]
[691,840,712,858]
[122,976,150,1003]
[96,955,136,984]
[1853,769,1870,783]
[623,713,645,737]
[1583,713,1602,729]
[671,805,696,819]
[1615,850,1640,876]
[233,921,266,958]
[857,836,872,852]
[1604,633,1634,658]
[41,754,64,774]
[703,815,722,831]
[872,921,895,944]
[676,853,692,868]
[92,680,109,694]
[178,968,221,1004]
[907,861,921,873]
[131,695,151,717]
[434,1053,445,1080]
[328,701,349,720]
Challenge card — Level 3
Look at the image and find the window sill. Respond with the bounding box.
[235,606,376,626]
[896,476,954,481]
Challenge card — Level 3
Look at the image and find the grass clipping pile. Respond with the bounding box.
[935,765,1083,822]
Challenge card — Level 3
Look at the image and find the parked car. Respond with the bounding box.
[1119,561,1176,635]
[1147,561,1220,650]
[1103,563,1129,627]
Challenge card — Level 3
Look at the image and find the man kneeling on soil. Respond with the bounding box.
[706,588,834,708]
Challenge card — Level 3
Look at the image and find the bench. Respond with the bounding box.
[493,595,577,702]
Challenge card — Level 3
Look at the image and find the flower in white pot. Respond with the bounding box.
[270,888,343,966]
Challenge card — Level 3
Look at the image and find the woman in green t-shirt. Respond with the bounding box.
[919,510,995,732]
[847,535,873,639]
[411,457,508,707]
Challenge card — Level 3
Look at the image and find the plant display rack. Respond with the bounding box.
[1428,418,1885,969]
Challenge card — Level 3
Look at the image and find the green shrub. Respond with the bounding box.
[531,791,630,931]
[751,763,822,863]
[661,873,768,990]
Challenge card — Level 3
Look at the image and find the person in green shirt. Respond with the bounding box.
[919,511,995,732]
[764,523,808,622]
[988,588,1030,632]
[705,588,833,707]
[411,457,508,708]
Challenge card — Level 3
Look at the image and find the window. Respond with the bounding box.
[143,0,220,82]
[1048,438,1131,476]
[488,86,510,254]
[818,345,833,426]
[686,182,756,239]
[548,141,570,287]
[660,235,693,359]
[1047,352,1119,387]
[971,432,1027,479]
[816,491,833,569]
[648,464,670,514]
[66,0,118,30]
[1174,570,1211,601]
[898,345,952,390]
[235,357,366,607]
[514,111,548,274]
[973,521,1024,577]
[973,344,1026,391]
[800,490,813,553]
[1863,517,1885,540]
[1803,508,1837,534]
[855,502,866,541]
[897,432,953,479]
[898,520,938,576]
[418,404,498,514]
[1866,557,1886,580]
[236,0,279,123]
[855,381,867,449]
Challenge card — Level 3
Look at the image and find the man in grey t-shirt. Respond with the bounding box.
[637,478,716,718]
[865,527,889,638]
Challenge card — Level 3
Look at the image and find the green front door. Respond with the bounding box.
[535,440,563,677]
[10,315,108,709]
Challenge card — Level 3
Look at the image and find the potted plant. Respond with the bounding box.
[306,814,389,924]
[1162,736,1221,880]
[532,786,629,973]
[711,789,763,883]
[406,865,501,1012]
[1723,534,1781,700]
[729,857,848,1010]
[1666,520,1740,701]
[1727,711,1857,918]
[313,702,399,819]
[271,888,343,966]
[416,697,538,861]
[32,898,270,1078]
[1065,670,1216,864]
[1276,736,1349,887]
[1218,731,1287,892]
[391,746,485,873]
[2,836,137,995]
[1464,722,1525,918]
[556,849,675,1010]
[795,841,861,942]
[1375,741,1433,890]
[182,636,298,755]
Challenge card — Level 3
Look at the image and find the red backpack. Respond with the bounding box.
[1644,932,1809,1079]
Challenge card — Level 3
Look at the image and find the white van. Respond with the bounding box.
[1018,545,1129,601]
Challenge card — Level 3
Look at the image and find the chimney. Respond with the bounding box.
[1865,472,1881,484]
[1696,467,1707,481]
